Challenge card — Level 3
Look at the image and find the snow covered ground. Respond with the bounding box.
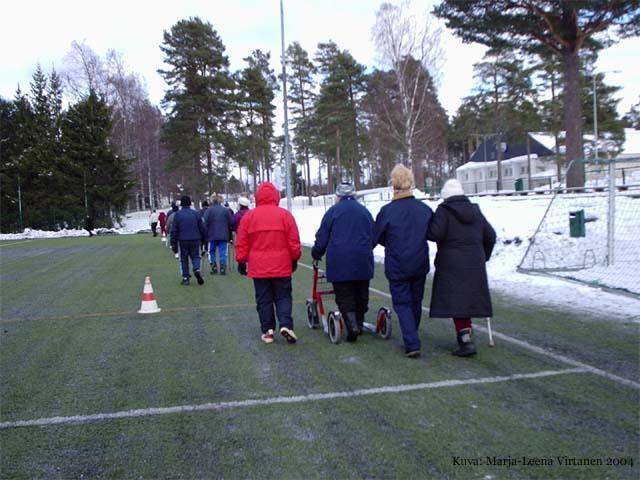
[2,191,639,319]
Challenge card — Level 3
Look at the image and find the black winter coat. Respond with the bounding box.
[427,195,496,318]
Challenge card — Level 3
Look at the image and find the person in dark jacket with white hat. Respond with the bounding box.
[312,182,374,342]
[374,165,433,358]
[427,179,496,357]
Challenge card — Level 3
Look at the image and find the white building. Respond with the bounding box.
[455,133,558,193]
[455,129,640,193]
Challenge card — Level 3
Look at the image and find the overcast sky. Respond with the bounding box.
[2,0,639,120]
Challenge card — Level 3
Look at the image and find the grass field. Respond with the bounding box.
[1,235,639,479]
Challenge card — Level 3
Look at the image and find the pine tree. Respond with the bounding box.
[624,98,640,129]
[61,90,132,228]
[285,42,316,201]
[158,17,234,198]
[310,42,366,192]
[433,0,640,187]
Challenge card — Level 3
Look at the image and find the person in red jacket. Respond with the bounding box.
[235,182,302,344]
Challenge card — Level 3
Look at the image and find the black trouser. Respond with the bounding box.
[332,280,370,320]
[253,277,293,334]
[151,222,158,236]
[178,240,201,278]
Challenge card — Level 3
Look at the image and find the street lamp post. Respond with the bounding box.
[593,73,598,161]
[280,0,293,211]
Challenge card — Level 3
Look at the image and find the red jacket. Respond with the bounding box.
[235,182,301,278]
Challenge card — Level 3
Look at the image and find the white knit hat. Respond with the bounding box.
[440,179,465,199]
[238,196,250,207]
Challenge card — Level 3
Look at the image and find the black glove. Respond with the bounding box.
[291,260,298,272]
[311,248,322,261]
[238,262,247,276]
[172,245,178,254]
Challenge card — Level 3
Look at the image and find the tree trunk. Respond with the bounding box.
[562,48,585,188]
[206,144,213,197]
[305,146,312,204]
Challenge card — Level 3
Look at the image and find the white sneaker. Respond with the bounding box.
[280,327,297,344]
[261,329,275,344]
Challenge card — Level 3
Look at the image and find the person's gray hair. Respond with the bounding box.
[335,182,355,197]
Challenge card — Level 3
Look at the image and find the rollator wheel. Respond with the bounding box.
[306,299,319,329]
[328,311,343,344]
[376,307,392,340]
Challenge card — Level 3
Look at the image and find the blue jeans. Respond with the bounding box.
[253,277,293,334]
[208,240,228,266]
[389,275,426,351]
[178,240,201,278]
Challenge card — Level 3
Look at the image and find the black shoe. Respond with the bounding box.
[220,265,226,276]
[345,312,360,342]
[452,328,477,357]
[210,263,217,275]
[194,271,204,285]
[181,277,190,286]
[405,349,421,358]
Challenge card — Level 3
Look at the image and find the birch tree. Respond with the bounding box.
[372,1,445,188]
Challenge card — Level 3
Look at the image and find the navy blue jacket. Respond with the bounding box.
[203,204,233,242]
[171,207,207,248]
[312,197,374,282]
[427,195,496,317]
[373,195,433,281]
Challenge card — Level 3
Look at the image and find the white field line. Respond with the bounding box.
[299,262,640,390]
[0,240,32,247]
[0,368,586,430]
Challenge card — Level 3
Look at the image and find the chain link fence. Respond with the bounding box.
[518,157,640,296]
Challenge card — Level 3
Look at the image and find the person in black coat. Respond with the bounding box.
[427,179,496,357]
[171,195,207,286]
[312,182,374,341]
[374,165,433,358]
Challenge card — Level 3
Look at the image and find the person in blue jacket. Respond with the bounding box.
[203,195,234,275]
[374,165,433,358]
[312,182,374,342]
[171,195,207,286]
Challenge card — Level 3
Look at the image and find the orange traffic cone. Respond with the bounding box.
[138,276,161,314]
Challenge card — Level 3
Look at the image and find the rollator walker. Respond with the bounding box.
[306,260,393,344]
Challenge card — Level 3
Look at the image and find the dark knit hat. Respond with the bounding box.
[180,195,191,207]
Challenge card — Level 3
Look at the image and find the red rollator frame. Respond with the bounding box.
[306,260,393,344]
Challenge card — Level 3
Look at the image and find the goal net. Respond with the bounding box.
[518,157,640,297]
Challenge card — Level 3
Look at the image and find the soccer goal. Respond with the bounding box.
[518,156,640,297]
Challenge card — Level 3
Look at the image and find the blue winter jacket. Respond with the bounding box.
[203,204,233,241]
[171,207,207,248]
[311,196,374,282]
[373,195,433,281]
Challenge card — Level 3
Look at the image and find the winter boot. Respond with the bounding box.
[181,277,190,286]
[220,264,226,276]
[194,270,204,285]
[452,328,477,357]
[356,311,365,335]
[344,312,360,342]
[210,262,218,275]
